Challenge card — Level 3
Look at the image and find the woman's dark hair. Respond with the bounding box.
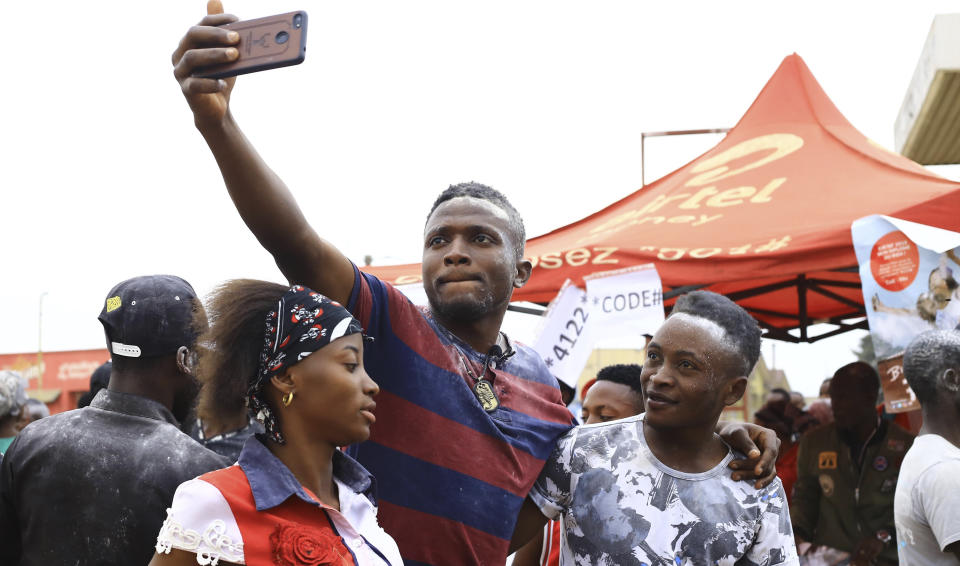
[193,279,289,426]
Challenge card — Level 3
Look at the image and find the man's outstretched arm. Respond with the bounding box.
[172,1,355,304]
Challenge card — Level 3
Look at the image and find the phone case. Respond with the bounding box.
[196,11,308,79]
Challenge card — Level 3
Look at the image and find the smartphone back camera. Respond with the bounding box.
[293,13,303,28]
[276,31,290,44]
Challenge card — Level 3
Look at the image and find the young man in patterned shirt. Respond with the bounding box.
[518,291,799,565]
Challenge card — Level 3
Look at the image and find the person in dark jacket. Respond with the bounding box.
[0,275,228,566]
[791,361,914,566]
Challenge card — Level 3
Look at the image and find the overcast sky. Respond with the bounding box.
[3,1,958,396]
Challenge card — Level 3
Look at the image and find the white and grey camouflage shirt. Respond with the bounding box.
[529,413,800,566]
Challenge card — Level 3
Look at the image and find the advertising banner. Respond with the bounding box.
[852,215,960,412]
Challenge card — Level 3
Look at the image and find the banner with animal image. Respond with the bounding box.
[533,265,664,388]
[852,215,960,412]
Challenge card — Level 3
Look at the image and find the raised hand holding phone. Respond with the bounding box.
[194,10,307,79]
[171,0,240,126]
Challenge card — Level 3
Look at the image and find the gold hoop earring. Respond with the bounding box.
[282,391,295,407]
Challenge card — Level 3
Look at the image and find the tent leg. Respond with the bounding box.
[798,275,809,342]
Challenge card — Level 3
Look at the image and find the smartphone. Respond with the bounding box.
[195,11,308,79]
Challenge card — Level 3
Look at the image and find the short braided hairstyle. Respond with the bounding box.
[670,291,761,376]
[903,330,960,405]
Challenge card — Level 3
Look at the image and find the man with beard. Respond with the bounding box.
[791,362,914,566]
[0,275,228,566]
[170,5,779,564]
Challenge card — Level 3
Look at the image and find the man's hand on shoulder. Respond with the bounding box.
[717,421,780,488]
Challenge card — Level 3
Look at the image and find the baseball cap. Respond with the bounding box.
[97,275,200,358]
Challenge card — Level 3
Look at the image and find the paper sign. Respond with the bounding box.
[585,264,665,343]
[532,280,594,388]
[852,215,960,412]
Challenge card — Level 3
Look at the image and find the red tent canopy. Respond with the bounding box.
[365,54,960,342]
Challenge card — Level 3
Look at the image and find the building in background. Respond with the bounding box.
[0,349,109,415]
[895,13,960,164]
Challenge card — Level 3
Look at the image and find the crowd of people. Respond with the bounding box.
[740,352,960,566]
[1,3,959,565]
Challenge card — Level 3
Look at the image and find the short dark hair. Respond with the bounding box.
[90,361,112,389]
[426,182,526,258]
[832,361,880,398]
[670,291,761,376]
[193,279,290,426]
[903,330,960,405]
[596,364,644,396]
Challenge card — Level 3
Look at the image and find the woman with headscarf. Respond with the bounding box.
[150,281,402,566]
[0,370,28,456]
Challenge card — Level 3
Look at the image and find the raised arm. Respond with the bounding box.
[171,1,355,304]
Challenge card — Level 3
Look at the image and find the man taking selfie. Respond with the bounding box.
[171,4,779,563]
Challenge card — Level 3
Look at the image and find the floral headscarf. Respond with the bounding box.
[247,285,366,444]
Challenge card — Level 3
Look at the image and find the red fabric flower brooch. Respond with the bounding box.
[270,523,352,566]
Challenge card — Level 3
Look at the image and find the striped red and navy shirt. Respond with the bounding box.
[345,267,575,566]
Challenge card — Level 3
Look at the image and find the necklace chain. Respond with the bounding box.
[452,345,500,412]
[428,312,508,412]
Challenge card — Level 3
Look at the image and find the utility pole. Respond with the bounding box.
[37,292,47,389]
[640,128,730,186]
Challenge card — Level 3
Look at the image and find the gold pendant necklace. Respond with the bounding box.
[455,348,500,412]
[431,311,510,413]
[473,380,500,412]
